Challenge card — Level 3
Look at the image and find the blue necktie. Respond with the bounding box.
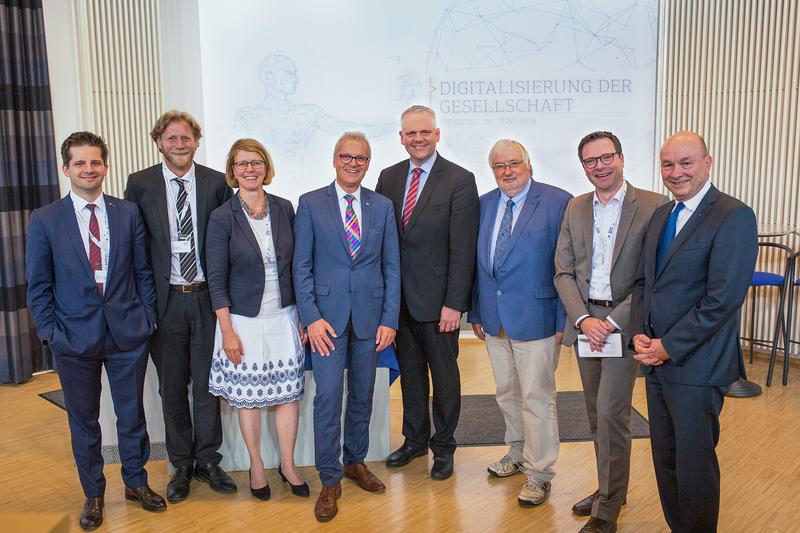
[656,202,685,272]
[493,198,515,276]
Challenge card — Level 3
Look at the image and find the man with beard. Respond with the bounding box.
[125,111,235,502]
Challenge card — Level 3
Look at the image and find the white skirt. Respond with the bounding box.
[208,303,305,409]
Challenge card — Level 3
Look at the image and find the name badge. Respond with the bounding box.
[94,270,108,283]
[172,239,192,254]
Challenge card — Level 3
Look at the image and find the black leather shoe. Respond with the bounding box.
[194,462,238,494]
[124,484,167,512]
[249,469,270,501]
[579,517,617,533]
[79,496,104,531]
[385,444,428,468]
[572,490,626,516]
[167,465,192,502]
[279,464,310,497]
[430,455,454,480]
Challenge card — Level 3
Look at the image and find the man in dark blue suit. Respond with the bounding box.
[631,131,758,533]
[468,139,571,507]
[26,132,166,531]
[293,132,401,522]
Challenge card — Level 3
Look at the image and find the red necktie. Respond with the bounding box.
[86,204,103,295]
[401,167,422,230]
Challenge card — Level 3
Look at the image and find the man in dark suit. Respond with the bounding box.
[124,111,235,502]
[376,105,479,480]
[26,132,166,531]
[468,139,571,507]
[631,131,758,533]
[555,131,667,533]
[293,132,401,522]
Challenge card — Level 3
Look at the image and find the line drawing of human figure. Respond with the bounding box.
[234,55,396,159]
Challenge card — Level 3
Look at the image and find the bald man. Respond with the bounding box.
[629,131,758,533]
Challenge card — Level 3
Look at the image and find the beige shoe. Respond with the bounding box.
[487,455,524,477]
[517,473,551,507]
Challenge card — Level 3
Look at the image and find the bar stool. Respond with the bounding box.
[741,242,792,365]
[768,250,799,385]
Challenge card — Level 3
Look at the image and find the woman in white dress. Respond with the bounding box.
[206,138,309,500]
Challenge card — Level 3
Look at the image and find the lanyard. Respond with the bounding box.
[79,207,111,269]
[244,206,276,265]
[165,177,194,233]
[592,203,619,266]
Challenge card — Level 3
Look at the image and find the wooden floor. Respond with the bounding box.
[1,340,798,532]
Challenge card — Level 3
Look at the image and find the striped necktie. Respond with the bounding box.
[86,204,104,294]
[344,193,361,258]
[401,167,422,230]
[174,178,198,282]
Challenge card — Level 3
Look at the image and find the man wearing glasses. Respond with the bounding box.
[467,139,571,507]
[293,132,400,522]
[124,111,235,502]
[554,131,666,533]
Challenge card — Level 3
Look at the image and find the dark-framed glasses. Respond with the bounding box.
[491,160,524,171]
[234,159,266,170]
[581,152,618,169]
[338,153,370,166]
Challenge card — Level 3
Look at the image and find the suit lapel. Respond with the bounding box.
[356,189,374,261]
[497,181,540,268]
[151,165,171,246]
[267,193,283,259]
[581,194,594,265]
[478,189,500,273]
[104,194,120,294]
[60,196,94,282]
[326,183,352,256]
[648,204,670,280]
[194,166,210,258]
[611,185,638,271]
[232,193,263,258]
[657,186,719,277]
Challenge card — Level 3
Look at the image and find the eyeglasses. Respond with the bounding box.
[581,152,618,169]
[338,153,370,166]
[491,160,524,171]
[234,159,266,170]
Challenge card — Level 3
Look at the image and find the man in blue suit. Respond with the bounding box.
[631,131,758,533]
[26,132,166,531]
[293,131,401,522]
[468,139,571,507]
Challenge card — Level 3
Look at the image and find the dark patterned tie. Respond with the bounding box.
[174,178,198,282]
[86,204,103,294]
[493,198,515,277]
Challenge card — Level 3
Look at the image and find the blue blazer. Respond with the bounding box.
[206,192,296,317]
[292,183,401,339]
[468,181,571,340]
[25,194,157,357]
[630,186,758,386]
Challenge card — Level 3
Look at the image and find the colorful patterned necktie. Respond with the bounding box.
[401,167,422,230]
[656,201,685,272]
[174,178,198,282]
[344,194,361,258]
[86,204,104,294]
[492,198,515,277]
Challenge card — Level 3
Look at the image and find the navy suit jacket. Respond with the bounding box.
[468,181,571,340]
[206,192,296,317]
[292,183,401,339]
[630,185,758,386]
[26,194,157,357]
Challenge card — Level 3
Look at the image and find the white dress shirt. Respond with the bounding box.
[674,179,712,234]
[162,163,205,284]
[70,191,109,272]
[402,152,437,206]
[334,181,362,229]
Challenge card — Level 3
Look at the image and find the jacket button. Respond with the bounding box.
[164,276,169,281]
[277,256,281,261]
[496,290,502,295]
[652,288,657,293]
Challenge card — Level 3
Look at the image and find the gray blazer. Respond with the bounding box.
[554,183,668,347]
[206,192,296,317]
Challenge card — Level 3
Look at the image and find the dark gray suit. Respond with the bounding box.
[124,163,231,468]
[630,185,757,532]
[555,183,667,522]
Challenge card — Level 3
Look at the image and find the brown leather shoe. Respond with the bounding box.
[79,496,104,531]
[343,462,386,492]
[125,484,167,512]
[314,484,342,522]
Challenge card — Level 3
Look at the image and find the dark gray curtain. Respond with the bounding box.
[0,0,60,383]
